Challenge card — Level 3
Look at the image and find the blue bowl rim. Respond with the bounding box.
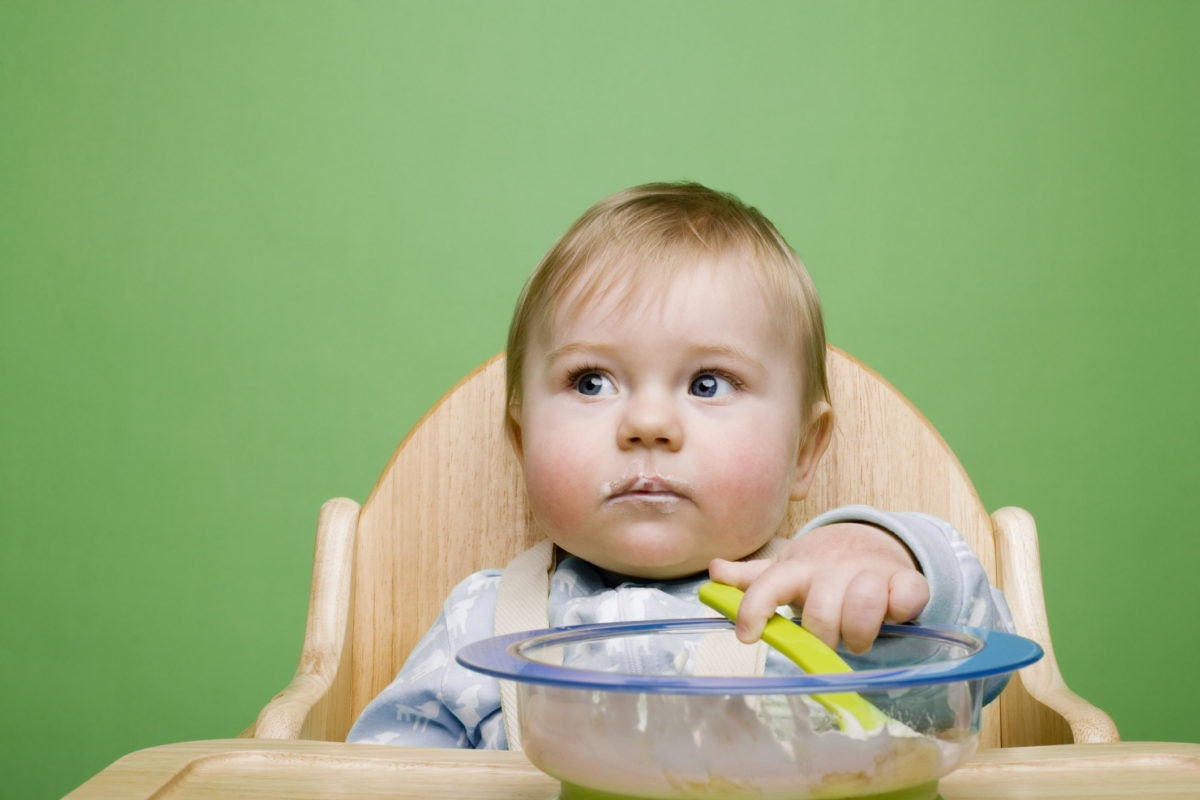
[455,618,1043,695]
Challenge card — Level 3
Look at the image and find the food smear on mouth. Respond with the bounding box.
[604,475,693,512]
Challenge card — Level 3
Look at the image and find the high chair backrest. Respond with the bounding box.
[256,346,1118,748]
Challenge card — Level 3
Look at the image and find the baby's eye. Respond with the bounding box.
[690,372,736,398]
[573,371,616,396]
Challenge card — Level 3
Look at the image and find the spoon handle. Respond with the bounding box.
[699,581,890,731]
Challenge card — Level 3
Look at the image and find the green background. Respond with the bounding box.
[2,2,1197,797]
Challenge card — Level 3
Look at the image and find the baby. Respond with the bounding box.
[348,182,1011,748]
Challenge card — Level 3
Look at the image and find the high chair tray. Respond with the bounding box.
[64,738,1200,799]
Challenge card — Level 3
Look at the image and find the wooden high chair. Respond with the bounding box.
[252,347,1118,749]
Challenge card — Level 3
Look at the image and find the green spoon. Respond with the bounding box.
[698,581,891,733]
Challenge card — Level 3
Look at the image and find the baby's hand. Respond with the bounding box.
[708,523,929,654]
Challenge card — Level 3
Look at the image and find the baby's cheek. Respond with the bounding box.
[708,448,795,521]
[521,449,593,529]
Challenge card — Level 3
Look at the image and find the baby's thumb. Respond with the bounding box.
[707,557,770,588]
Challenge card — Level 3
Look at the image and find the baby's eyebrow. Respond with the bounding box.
[543,341,614,364]
[686,343,766,370]
[545,341,767,373]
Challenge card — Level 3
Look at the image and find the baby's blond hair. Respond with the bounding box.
[506,182,828,419]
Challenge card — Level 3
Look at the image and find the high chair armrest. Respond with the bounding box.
[992,506,1119,744]
[253,497,360,739]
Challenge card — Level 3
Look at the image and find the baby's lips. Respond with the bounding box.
[606,472,694,499]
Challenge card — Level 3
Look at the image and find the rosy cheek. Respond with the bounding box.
[521,443,592,529]
[703,447,794,517]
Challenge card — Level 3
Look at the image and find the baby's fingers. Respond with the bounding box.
[796,573,849,652]
[718,559,814,644]
[885,570,929,624]
[838,571,889,654]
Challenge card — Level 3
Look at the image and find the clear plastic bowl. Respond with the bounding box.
[458,618,1041,800]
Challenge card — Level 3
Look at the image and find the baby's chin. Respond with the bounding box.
[546,522,778,581]
[577,544,767,582]
[557,544,708,582]
[598,561,708,582]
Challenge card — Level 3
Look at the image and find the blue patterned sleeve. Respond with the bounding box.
[346,569,507,748]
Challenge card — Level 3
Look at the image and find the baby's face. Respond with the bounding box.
[511,259,821,579]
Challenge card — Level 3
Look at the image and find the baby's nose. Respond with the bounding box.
[617,394,683,451]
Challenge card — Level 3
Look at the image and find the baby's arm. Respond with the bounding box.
[709,505,1013,654]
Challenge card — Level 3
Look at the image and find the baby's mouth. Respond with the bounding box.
[603,474,692,504]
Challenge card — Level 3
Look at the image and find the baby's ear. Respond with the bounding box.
[506,403,525,460]
[790,401,833,501]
